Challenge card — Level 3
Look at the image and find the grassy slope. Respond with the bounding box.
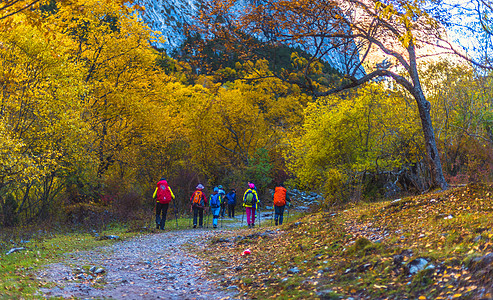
[198,183,493,299]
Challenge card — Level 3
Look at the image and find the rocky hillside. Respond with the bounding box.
[133,0,359,73]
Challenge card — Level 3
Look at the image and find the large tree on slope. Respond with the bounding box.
[199,0,480,190]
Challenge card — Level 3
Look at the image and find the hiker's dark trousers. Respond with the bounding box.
[228,204,235,218]
[193,207,204,227]
[156,202,169,229]
[274,205,285,225]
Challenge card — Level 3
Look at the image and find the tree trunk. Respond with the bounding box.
[415,91,449,190]
[407,42,448,191]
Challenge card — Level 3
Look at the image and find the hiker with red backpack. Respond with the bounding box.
[273,183,291,225]
[243,182,259,228]
[190,184,207,228]
[209,187,221,228]
[152,178,175,230]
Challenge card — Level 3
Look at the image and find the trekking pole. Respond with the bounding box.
[271,206,274,226]
[172,199,179,229]
[287,205,290,223]
[189,205,192,229]
[241,205,244,227]
[258,204,261,228]
[152,201,156,230]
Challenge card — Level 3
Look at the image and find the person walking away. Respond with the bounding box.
[218,185,226,217]
[243,183,259,228]
[152,178,175,230]
[190,184,207,228]
[226,189,236,218]
[273,183,290,226]
[209,187,221,228]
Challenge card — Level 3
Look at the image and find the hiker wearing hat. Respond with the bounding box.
[243,182,259,228]
[218,185,226,217]
[209,187,221,228]
[226,188,237,218]
[190,184,207,228]
[152,177,175,230]
[273,183,290,225]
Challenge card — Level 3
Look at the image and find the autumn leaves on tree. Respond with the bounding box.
[1,0,493,225]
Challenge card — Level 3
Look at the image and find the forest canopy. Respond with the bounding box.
[0,0,492,227]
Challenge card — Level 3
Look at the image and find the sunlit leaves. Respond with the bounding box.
[285,83,420,199]
[0,12,90,190]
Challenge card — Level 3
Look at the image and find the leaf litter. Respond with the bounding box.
[194,183,493,299]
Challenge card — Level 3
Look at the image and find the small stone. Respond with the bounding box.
[287,267,300,274]
[316,289,334,297]
[89,266,97,273]
[94,268,105,274]
[6,247,25,255]
[407,258,429,274]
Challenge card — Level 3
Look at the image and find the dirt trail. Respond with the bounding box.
[37,229,238,299]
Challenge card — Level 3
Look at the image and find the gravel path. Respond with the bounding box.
[37,229,238,299]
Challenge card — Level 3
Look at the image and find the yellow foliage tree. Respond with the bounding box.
[285,83,421,202]
[0,12,92,219]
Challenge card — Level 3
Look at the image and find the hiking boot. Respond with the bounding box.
[156,224,159,229]
[199,225,203,228]
[193,225,197,228]
[213,225,217,229]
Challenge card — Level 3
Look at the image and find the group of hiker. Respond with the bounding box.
[152,178,291,230]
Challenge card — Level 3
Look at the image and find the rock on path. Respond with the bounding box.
[37,230,237,299]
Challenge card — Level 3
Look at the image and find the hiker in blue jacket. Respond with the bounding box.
[209,187,221,228]
[218,185,227,217]
[226,189,236,218]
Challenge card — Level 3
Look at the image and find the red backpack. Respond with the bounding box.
[156,180,172,204]
[273,186,287,206]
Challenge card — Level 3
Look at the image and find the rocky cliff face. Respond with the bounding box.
[134,0,361,74]
[135,0,200,51]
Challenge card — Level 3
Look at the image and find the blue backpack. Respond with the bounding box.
[209,194,221,208]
